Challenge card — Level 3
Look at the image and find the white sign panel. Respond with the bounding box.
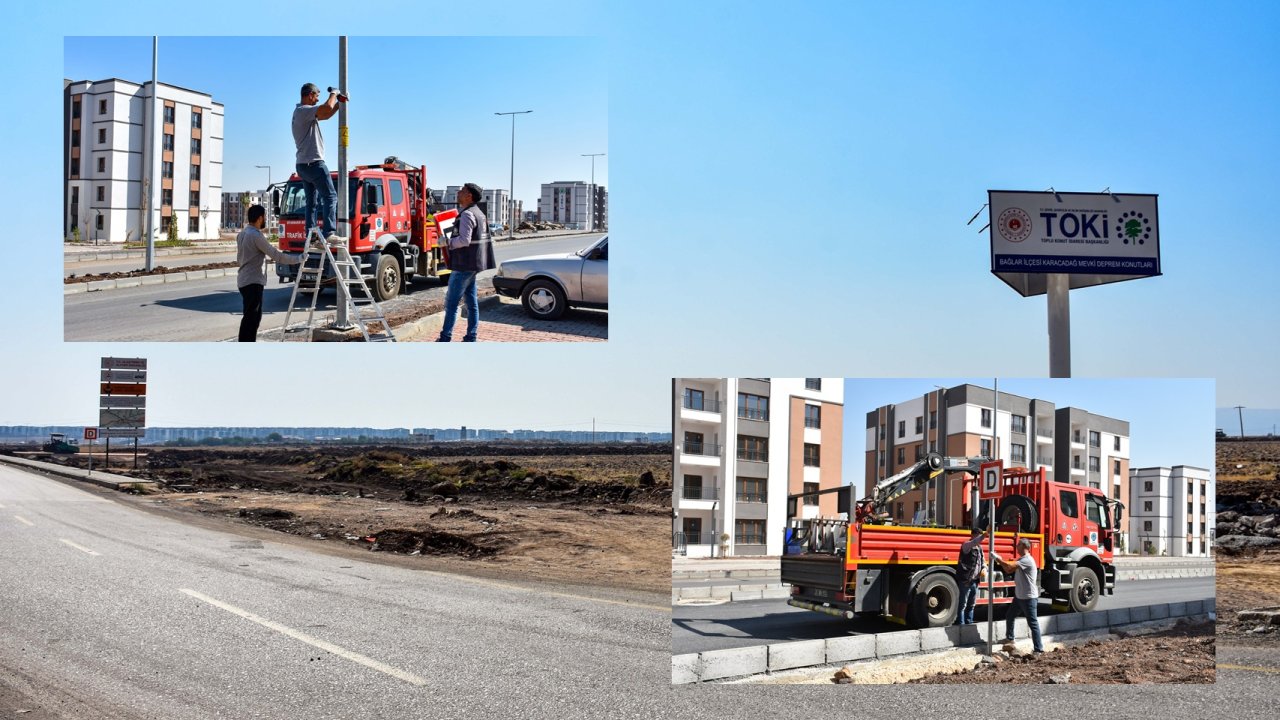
[99,408,146,428]
[101,369,147,382]
[979,460,1003,501]
[100,395,146,409]
[101,357,148,370]
[989,190,1160,297]
[102,428,146,438]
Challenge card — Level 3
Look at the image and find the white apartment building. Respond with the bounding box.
[538,181,607,230]
[64,78,223,243]
[673,378,844,557]
[1129,466,1215,556]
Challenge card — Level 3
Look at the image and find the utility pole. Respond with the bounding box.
[581,153,604,232]
[255,164,272,233]
[334,36,351,329]
[145,37,158,271]
[495,110,532,239]
[1235,406,1246,439]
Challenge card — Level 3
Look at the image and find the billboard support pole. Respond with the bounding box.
[1047,274,1071,378]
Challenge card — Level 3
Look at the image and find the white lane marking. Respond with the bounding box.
[13,515,34,526]
[179,589,427,687]
[59,539,101,556]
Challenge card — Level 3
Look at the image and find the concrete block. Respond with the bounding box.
[1083,611,1109,629]
[760,587,791,600]
[876,630,921,658]
[87,279,117,292]
[1169,601,1188,618]
[140,274,167,285]
[919,627,951,652]
[699,646,767,681]
[825,634,876,663]
[115,278,142,289]
[728,570,750,579]
[167,272,190,283]
[1038,615,1056,636]
[1150,603,1170,620]
[186,270,208,280]
[672,654,700,685]
[682,586,710,599]
[710,586,734,599]
[1186,600,1203,616]
[767,639,826,671]
[737,584,768,593]
[731,589,763,602]
[1107,607,1132,626]
[64,284,87,295]
[1130,605,1151,623]
[1053,612,1083,633]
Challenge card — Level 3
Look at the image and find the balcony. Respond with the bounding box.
[1036,425,1054,443]
[1035,455,1054,466]
[738,408,769,422]
[681,485,718,501]
[735,534,766,545]
[736,492,767,503]
[737,450,769,463]
[673,532,717,548]
[679,442,722,467]
[680,396,722,424]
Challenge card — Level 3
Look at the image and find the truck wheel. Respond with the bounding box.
[1068,566,1100,613]
[373,254,402,302]
[907,573,959,628]
[521,279,567,320]
[995,494,1039,533]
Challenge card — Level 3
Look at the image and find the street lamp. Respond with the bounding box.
[255,164,272,234]
[201,206,209,241]
[495,110,532,239]
[581,153,604,232]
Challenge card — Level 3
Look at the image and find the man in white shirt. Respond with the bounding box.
[994,537,1045,654]
[236,205,302,342]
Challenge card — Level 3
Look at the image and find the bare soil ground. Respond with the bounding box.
[908,620,1215,684]
[1213,440,1280,642]
[64,261,237,283]
[33,444,671,595]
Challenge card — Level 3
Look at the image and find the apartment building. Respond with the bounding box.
[538,181,607,230]
[221,191,263,230]
[64,78,223,243]
[864,384,1131,548]
[673,378,844,557]
[1129,466,1214,556]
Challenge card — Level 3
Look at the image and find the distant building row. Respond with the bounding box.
[0,425,668,445]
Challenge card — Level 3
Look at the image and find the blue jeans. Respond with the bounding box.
[439,270,478,341]
[956,581,978,624]
[1004,597,1044,652]
[295,161,337,239]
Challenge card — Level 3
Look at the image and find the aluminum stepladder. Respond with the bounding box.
[280,227,396,342]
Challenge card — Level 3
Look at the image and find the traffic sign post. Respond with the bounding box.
[978,460,1004,501]
[84,427,97,474]
[99,357,148,471]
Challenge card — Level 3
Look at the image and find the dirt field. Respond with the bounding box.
[33,444,672,595]
[1212,439,1280,642]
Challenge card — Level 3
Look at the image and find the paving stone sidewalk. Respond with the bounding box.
[406,297,607,342]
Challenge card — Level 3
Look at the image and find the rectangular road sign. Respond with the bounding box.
[989,190,1160,297]
[979,460,1004,501]
[101,369,147,382]
[99,408,146,428]
[101,428,145,439]
[101,357,147,371]
[100,382,146,396]
[100,395,146,409]
[84,427,98,441]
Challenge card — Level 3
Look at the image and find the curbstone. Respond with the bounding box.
[1130,605,1151,623]
[767,640,826,671]
[64,283,87,295]
[168,272,190,283]
[699,646,767,682]
[186,270,208,280]
[672,654,701,685]
[761,587,791,600]
[682,586,710,599]
[1054,613,1083,633]
[710,586,734,599]
[87,279,117,292]
[1186,600,1203,616]
[140,274,167,285]
[1150,603,1170,620]
[1107,607,1132,627]
[1169,601,1188,618]
[731,589,763,602]
[1083,611,1109,629]
[115,278,142,289]
[919,627,952,652]
[825,634,876,663]
[876,630,921,658]
[1038,615,1056,636]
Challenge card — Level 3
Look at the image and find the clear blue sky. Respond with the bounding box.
[0,1,1276,430]
[842,379,1216,489]
[63,35,607,204]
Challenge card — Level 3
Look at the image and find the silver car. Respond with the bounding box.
[492,235,608,320]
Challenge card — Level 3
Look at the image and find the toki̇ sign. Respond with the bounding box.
[989,190,1161,297]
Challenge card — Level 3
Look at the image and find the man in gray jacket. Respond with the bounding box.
[237,205,302,342]
[436,183,496,342]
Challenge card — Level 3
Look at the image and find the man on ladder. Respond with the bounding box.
[292,82,346,245]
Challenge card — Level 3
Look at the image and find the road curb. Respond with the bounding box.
[65,266,236,294]
[0,454,159,492]
[671,601,1212,684]
[394,294,502,341]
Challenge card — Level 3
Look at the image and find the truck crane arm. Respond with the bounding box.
[858,452,989,521]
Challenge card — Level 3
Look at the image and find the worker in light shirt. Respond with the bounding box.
[993,537,1045,654]
[437,183,496,342]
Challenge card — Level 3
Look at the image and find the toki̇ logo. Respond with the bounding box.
[1115,211,1151,245]
[998,207,1033,242]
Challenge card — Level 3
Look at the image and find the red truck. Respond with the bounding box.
[781,454,1125,628]
[274,157,459,301]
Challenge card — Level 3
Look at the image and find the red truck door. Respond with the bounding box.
[387,177,409,235]
[1052,486,1083,547]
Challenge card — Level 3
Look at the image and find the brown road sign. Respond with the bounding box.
[100,382,146,396]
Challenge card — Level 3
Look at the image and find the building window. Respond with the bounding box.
[191,164,200,181]
[188,216,200,233]
[1011,415,1026,433]
[162,161,173,179]
[71,129,81,148]
[897,420,905,438]
[191,110,201,129]
[738,393,768,421]
[804,405,820,429]
[1011,443,1026,464]
[896,501,903,519]
[163,105,174,124]
[896,447,905,465]
[97,156,105,173]
[981,408,992,428]
[97,128,106,144]
[735,519,765,545]
[1114,460,1121,476]
[96,185,104,202]
[683,431,705,455]
[683,388,704,411]
[1144,501,1152,512]
[191,138,201,155]
[1089,431,1100,448]
[878,451,884,467]
[163,134,174,151]
[803,443,820,467]
[190,191,200,207]
[803,482,819,506]
[1114,436,1121,451]
[70,158,79,176]
[980,438,992,457]
[879,424,885,440]
[915,444,923,461]
[1088,456,1100,472]
[1144,521,1152,532]
[72,99,81,119]
[929,410,937,430]
[1114,486,1121,500]
[737,435,768,463]
[160,215,171,232]
[805,378,821,390]
[98,99,107,115]
[95,214,103,231]
[1188,540,1193,554]
[737,477,766,503]
[161,189,173,207]
[914,416,923,434]
[682,474,704,500]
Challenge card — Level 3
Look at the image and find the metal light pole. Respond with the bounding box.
[334,36,351,330]
[496,110,532,239]
[581,153,604,232]
[1235,406,1246,439]
[255,164,272,233]
[201,206,208,241]
[145,36,158,271]
[987,377,998,658]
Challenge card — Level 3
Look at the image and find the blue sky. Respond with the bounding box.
[841,379,1215,488]
[0,0,1276,429]
[63,35,607,204]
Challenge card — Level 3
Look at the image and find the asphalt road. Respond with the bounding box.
[0,462,666,719]
[64,233,602,341]
[672,576,1215,655]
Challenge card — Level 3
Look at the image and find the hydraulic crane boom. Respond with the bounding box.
[858,452,988,522]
